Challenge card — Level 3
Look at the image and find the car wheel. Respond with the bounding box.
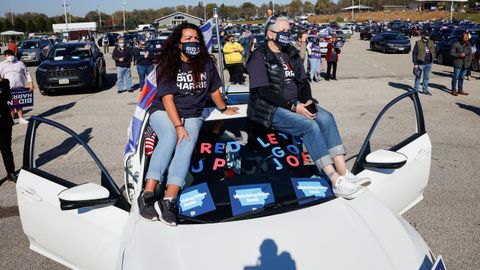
[370,43,374,51]
[472,59,479,72]
[382,46,386,54]
[96,71,103,90]
[437,53,444,65]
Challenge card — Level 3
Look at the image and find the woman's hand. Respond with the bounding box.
[176,126,190,146]
[296,103,316,119]
[223,106,240,115]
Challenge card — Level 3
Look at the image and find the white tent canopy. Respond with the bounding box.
[1,30,25,36]
[342,5,374,10]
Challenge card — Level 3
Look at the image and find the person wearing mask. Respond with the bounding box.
[102,35,110,54]
[247,16,369,200]
[293,31,308,60]
[307,37,322,83]
[0,50,34,124]
[223,35,245,85]
[325,38,340,81]
[133,40,155,90]
[138,23,239,226]
[112,37,134,93]
[412,31,435,95]
[0,76,15,182]
[450,31,472,96]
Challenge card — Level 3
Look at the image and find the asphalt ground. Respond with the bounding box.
[0,35,479,269]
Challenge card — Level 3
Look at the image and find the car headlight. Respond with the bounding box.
[37,67,48,72]
[78,65,90,71]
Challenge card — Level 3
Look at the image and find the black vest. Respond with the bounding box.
[247,45,311,128]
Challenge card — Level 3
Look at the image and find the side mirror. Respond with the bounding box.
[58,183,116,210]
[364,149,407,169]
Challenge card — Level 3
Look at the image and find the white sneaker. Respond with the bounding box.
[18,118,29,124]
[344,170,371,186]
[333,176,365,200]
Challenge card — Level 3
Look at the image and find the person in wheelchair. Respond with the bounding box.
[138,23,238,226]
[246,16,369,199]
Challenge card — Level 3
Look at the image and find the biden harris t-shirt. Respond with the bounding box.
[150,59,223,118]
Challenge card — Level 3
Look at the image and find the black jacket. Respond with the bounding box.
[0,79,13,129]
[112,46,133,68]
[247,44,313,128]
[133,47,154,66]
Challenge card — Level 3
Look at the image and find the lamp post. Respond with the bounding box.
[352,0,354,21]
[122,0,127,31]
[213,8,226,95]
[10,8,14,25]
[97,4,102,30]
[62,0,69,40]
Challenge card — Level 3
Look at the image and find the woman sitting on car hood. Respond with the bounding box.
[139,23,238,226]
[246,16,369,199]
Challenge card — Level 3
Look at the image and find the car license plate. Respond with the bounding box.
[399,48,404,51]
[59,78,70,85]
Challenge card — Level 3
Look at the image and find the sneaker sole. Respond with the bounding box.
[335,186,366,200]
[154,202,177,227]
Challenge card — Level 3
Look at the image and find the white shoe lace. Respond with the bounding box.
[334,177,362,196]
[345,170,370,185]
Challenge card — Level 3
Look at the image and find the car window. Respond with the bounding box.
[174,118,333,224]
[49,45,92,60]
[18,41,40,49]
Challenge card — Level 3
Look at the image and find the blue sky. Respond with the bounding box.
[1,0,294,17]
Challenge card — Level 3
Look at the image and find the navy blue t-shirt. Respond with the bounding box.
[247,50,306,102]
[150,59,223,118]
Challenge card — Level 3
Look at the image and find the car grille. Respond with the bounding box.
[48,69,79,78]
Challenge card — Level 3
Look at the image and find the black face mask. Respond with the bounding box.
[275,32,291,48]
[181,42,200,58]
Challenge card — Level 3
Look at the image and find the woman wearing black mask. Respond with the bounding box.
[138,23,239,226]
[246,16,369,200]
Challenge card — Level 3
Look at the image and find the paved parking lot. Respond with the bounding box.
[0,35,479,269]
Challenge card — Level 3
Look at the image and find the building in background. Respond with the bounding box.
[154,12,204,27]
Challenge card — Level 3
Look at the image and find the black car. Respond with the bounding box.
[360,28,377,40]
[370,32,411,53]
[36,42,106,95]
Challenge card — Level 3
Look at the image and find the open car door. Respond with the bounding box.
[16,116,130,270]
[351,91,432,215]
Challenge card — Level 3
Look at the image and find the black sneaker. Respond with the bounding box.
[138,192,159,221]
[155,198,178,226]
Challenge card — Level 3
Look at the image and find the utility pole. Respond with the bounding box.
[97,3,102,29]
[352,0,354,22]
[62,0,69,40]
[122,0,127,32]
[213,8,225,95]
[68,2,72,23]
[10,8,14,25]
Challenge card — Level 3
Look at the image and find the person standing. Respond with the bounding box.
[450,32,472,96]
[223,35,245,85]
[412,31,435,95]
[0,77,15,182]
[325,39,340,81]
[138,23,238,225]
[133,40,154,90]
[112,37,134,93]
[7,40,18,58]
[307,37,322,83]
[293,31,308,60]
[0,50,34,124]
[102,35,110,54]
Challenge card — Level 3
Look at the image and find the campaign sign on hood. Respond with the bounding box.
[228,184,275,216]
[291,178,333,205]
[178,182,216,217]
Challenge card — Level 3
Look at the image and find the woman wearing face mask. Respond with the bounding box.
[138,23,239,226]
[246,16,369,199]
[223,35,245,85]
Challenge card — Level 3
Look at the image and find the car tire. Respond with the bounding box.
[370,43,374,51]
[472,59,479,72]
[382,46,386,54]
[96,71,103,90]
[437,53,444,65]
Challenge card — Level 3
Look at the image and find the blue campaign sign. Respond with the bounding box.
[291,178,333,205]
[432,255,446,270]
[228,184,275,216]
[177,182,216,218]
[8,88,34,109]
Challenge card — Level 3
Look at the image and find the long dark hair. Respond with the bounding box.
[156,23,210,85]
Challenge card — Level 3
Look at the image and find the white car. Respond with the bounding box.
[16,89,445,269]
[342,27,353,35]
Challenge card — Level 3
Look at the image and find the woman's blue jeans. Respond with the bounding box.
[271,104,345,169]
[146,110,203,187]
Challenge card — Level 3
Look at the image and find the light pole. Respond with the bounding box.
[97,4,102,29]
[62,0,69,40]
[351,0,354,21]
[10,8,14,25]
[122,0,127,32]
[213,8,225,95]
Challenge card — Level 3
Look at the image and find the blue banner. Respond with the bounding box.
[8,88,33,109]
[177,183,216,218]
[291,178,333,205]
[228,183,275,216]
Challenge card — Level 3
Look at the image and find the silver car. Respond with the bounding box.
[17,39,53,65]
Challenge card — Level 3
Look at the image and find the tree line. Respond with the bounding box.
[1,0,478,33]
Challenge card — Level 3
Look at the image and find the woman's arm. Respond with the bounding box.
[210,89,239,115]
[162,94,189,145]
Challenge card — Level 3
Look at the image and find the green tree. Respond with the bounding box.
[36,17,48,32]
[14,17,26,32]
[26,20,36,33]
[240,2,257,19]
[4,17,13,31]
[304,1,315,13]
[288,0,303,16]
[176,5,187,13]
[315,0,334,14]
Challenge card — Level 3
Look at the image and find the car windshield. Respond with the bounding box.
[18,41,40,49]
[48,44,92,60]
[175,117,334,224]
[384,34,405,40]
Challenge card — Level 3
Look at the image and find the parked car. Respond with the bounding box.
[341,26,353,35]
[360,28,377,40]
[144,39,164,58]
[436,35,479,70]
[17,39,53,65]
[36,42,106,95]
[370,32,411,53]
[15,87,445,269]
[157,30,172,41]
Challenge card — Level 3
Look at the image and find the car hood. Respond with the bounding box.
[122,191,431,270]
[19,48,40,53]
[39,59,91,69]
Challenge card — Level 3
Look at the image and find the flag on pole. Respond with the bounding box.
[201,19,214,53]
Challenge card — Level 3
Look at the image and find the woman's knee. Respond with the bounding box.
[315,106,335,126]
